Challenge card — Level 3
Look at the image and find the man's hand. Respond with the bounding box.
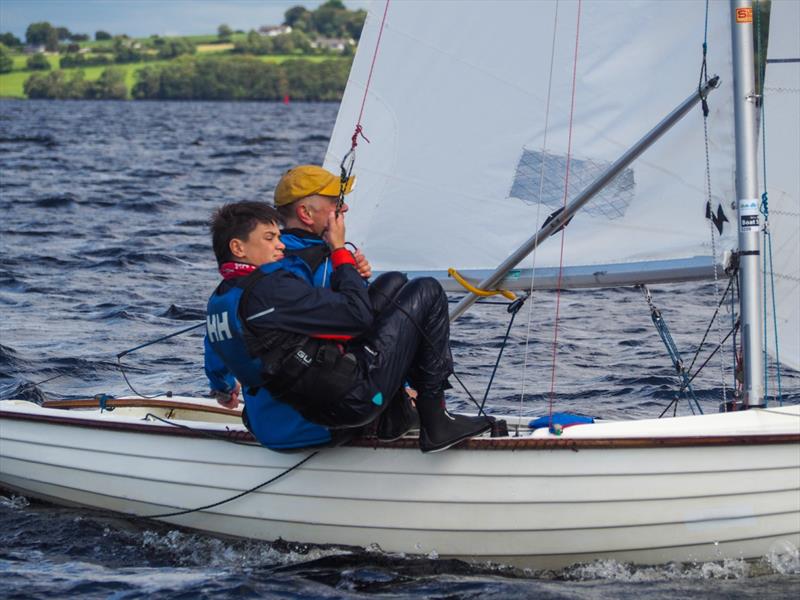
[323,210,346,250]
[354,249,372,279]
[213,381,241,409]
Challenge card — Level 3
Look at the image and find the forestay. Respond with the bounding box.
[325,0,737,289]
[761,0,800,371]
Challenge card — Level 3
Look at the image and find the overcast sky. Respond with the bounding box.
[0,0,370,40]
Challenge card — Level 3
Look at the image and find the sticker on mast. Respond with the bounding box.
[739,198,760,232]
[736,7,753,23]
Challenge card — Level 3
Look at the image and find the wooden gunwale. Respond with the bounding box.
[42,398,242,417]
[4,405,799,451]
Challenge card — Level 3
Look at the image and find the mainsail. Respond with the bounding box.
[325,0,737,290]
[762,0,800,371]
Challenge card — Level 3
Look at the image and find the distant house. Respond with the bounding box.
[23,44,46,54]
[258,25,293,37]
[311,38,354,53]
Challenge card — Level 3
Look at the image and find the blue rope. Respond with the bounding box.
[765,227,784,404]
[762,213,769,398]
[651,309,702,415]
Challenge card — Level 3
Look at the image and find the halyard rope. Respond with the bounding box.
[547,0,582,424]
[698,0,729,408]
[518,0,561,436]
[337,0,391,214]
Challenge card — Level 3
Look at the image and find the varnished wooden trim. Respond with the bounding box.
[42,398,242,417]
[3,409,799,451]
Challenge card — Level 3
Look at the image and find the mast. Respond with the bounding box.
[730,0,764,407]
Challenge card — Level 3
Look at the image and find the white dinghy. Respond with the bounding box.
[1,0,798,569]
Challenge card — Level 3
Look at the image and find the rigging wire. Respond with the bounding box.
[517,0,561,436]
[698,0,730,408]
[115,321,206,399]
[547,0,582,425]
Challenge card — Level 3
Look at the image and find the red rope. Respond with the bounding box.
[548,0,582,423]
[350,0,391,150]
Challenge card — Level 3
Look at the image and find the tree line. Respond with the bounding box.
[22,55,351,101]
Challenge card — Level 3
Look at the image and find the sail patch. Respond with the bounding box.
[509,149,635,220]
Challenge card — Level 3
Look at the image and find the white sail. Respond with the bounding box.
[762,0,800,371]
[325,0,737,288]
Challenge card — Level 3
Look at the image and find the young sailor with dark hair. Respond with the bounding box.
[204,199,495,452]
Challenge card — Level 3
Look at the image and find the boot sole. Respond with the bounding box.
[377,427,419,443]
[419,422,493,453]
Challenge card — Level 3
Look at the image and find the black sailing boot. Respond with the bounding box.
[416,392,494,453]
[376,388,419,442]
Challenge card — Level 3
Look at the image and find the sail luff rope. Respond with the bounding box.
[518,0,561,436]
[699,0,729,408]
[337,0,391,213]
[755,0,783,405]
[547,0,582,425]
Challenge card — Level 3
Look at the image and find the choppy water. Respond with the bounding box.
[1,100,798,598]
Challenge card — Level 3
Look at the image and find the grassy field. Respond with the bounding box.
[75,32,248,49]
[0,53,346,98]
[0,27,345,99]
[11,54,60,70]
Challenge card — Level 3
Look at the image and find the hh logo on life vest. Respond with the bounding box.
[207,312,233,342]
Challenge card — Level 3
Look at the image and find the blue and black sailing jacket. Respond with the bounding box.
[205,253,373,449]
[204,229,351,395]
[280,229,333,288]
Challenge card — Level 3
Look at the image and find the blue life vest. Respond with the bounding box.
[206,258,331,450]
[281,231,332,288]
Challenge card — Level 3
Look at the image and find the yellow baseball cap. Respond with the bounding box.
[274,165,355,207]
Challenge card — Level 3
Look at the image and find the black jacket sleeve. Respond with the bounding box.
[243,264,374,339]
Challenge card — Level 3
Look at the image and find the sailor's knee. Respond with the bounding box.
[415,277,446,302]
[369,271,409,315]
[411,276,443,295]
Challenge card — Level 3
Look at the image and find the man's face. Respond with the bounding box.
[231,221,285,266]
[302,194,348,236]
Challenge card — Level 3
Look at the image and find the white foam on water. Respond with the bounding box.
[139,528,352,569]
[0,494,30,509]
[561,557,760,582]
[765,541,800,575]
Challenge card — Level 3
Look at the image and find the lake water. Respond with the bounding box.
[1,100,798,598]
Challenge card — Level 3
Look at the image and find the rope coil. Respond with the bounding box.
[448,268,516,301]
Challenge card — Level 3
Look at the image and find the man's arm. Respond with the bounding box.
[245,261,374,339]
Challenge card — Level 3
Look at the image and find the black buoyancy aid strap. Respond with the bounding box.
[285,244,330,275]
[233,268,317,397]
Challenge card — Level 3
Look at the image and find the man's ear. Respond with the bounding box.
[296,201,314,227]
[229,237,246,260]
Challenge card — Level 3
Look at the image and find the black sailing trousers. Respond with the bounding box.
[306,274,454,429]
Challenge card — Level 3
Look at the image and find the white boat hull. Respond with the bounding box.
[1,398,798,569]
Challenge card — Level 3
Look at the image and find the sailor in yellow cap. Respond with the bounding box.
[274,165,371,284]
